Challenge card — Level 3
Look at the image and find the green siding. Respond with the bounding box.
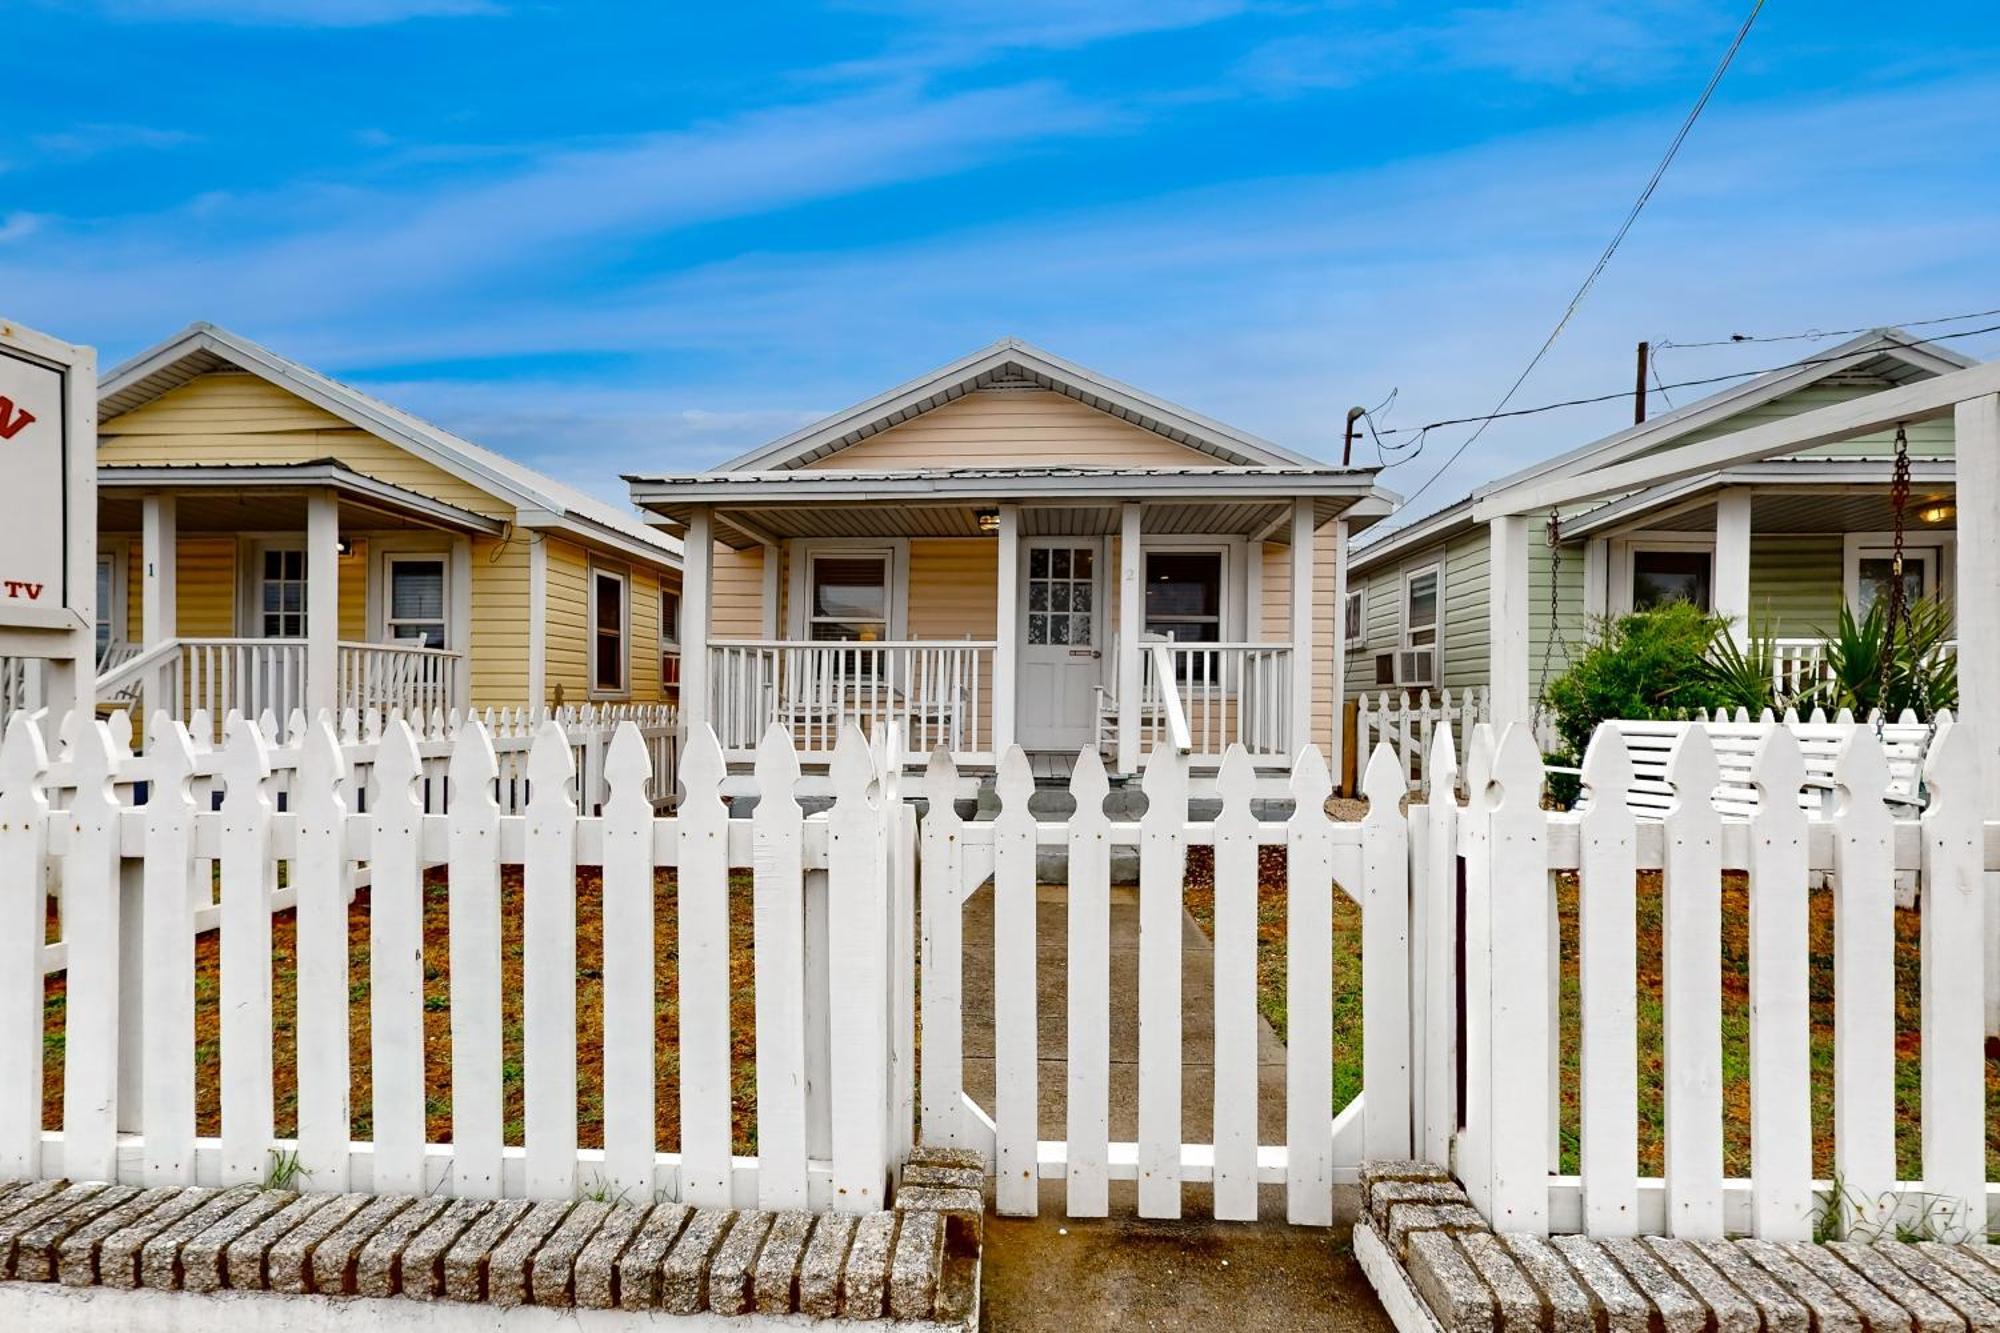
[1654,381,1955,460]
[1746,534,1843,638]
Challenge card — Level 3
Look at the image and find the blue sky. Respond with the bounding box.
[6,1,2000,520]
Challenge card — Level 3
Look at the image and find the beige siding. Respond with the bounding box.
[712,544,768,638]
[470,535,532,708]
[801,388,1215,471]
[906,538,998,639]
[99,372,514,518]
[1253,524,1340,747]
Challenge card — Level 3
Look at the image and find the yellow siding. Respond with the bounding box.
[801,388,1215,470]
[1258,525,1340,747]
[630,565,662,703]
[125,543,141,644]
[908,539,998,735]
[338,542,367,641]
[99,372,512,519]
[470,534,532,709]
[544,537,590,705]
[713,544,768,638]
[176,538,237,637]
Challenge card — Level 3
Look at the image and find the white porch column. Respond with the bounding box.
[527,536,548,711]
[1952,392,2000,1038]
[1289,498,1315,757]
[1582,537,1609,621]
[1489,514,1531,732]
[680,506,712,741]
[1714,488,1752,644]
[993,504,1020,755]
[306,489,340,718]
[1329,517,1349,768]
[141,494,177,645]
[1117,502,1142,774]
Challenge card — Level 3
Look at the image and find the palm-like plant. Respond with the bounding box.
[1696,616,1784,715]
[1811,595,1956,720]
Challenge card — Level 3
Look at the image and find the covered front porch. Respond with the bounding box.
[1558,459,1958,697]
[94,461,500,735]
[635,468,1390,775]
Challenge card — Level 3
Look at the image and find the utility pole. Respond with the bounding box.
[1633,340,1650,425]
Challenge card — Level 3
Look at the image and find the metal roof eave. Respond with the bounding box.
[96,461,509,535]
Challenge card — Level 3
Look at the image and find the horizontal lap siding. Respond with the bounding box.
[471,535,531,709]
[543,538,590,705]
[1443,532,1492,692]
[1250,529,1338,748]
[1528,535,1585,684]
[99,373,513,519]
[798,388,1215,470]
[1649,380,1955,461]
[1748,534,1843,638]
[630,566,663,703]
[176,538,237,637]
[909,539,998,742]
[338,545,367,641]
[712,545,767,638]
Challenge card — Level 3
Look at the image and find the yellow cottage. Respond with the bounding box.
[92,324,682,732]
[628,339,1394,777]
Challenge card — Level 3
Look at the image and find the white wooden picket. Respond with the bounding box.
[3,709,902,1215]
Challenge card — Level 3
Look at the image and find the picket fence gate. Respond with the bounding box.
[0,709,907,1216]
[918,740,1418,1226]
[1354,687,1486,792]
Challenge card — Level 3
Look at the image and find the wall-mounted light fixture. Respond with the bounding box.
[974,508,1000,535]
[1917,502,1956,525]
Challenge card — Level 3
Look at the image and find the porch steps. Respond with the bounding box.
[1354,1160,2000,1333]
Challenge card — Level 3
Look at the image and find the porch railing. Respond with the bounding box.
[337,640,458,719]
[1770,635,1957,698]
[1139,641,1292,759]
[95,637,462,738]
[708,639,995,762]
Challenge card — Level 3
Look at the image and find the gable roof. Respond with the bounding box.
[1351,327,1975,576]
[718,337,1323,471]
[99,323,680,566]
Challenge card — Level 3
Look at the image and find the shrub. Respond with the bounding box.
[1541,602,1731,761]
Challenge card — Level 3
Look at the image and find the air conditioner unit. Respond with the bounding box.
[1396,648,1436,687]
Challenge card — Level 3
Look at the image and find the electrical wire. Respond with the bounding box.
[1393,0,1766,512]
[1656,304,2000,350]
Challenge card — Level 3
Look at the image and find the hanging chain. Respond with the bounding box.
[1533,507,1564,736]
[1878,424,1912,721]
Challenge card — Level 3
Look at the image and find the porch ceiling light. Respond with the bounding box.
[974,508,1000,535]
[1917,502,1955,524]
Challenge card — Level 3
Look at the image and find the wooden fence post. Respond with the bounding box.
[524,719,580,1199]
[752,724,808,1209]
[218,715,276,1186]
[1137,741,1188,1220]
[446,719,503,1199]
[1361,744,1412,1162]
[1212,745,1261,1220]
[294,715,351,1192]
[1577,725,1637,1234]
[919,748,966,1151]
[677,725,733,1207]
[0,717,50,1180]
[1662,728,1724,1238]
[1066,747,1112,1219]
[1748,728,1811,1239]
[1918,722,1987,1232]
[1831,727,1895,1232]
[602,722,659,1203]
[1481,724,1549,1233]
[991,745,1037,1217]
[1286,745,1335,1225]
[142,717,200,1186]
[371,719,428,1196]
[1417,722,1459,1167]
[828,725,891,1213]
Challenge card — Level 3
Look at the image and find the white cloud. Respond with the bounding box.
[0,214,45,245]
[93,0,500,25]
[30,123,197,161]
[823,0,1253,78]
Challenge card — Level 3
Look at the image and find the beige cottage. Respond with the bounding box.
[91,324,682,733]
[628,339,1393,775]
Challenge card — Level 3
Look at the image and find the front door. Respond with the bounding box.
[1019,539,1102,749]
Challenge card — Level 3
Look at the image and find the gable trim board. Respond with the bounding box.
[714,337,1322,472]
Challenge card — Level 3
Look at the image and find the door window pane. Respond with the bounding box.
[387,558,447,648]
[260,547,307,638]
[1632,550,1711,612]
[1030,545,1098,650]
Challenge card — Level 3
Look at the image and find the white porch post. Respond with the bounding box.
[1489,514,1531,732]
[1117,502,1142,774]
[306,489,339,718]
[1582,537,1609,620]
[681,506,712,741]
[1952,392,2000,1037]
[527,536,548,711]
[1329,517,1349,768]
[1714,488,1753,644]
[994,504,1020,755]
[141,494,177,646]
[1289,498,1315,757]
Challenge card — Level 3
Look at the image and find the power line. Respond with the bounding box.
[1656,304,2000,350]
[1368,320,2000,443]
[1393,0,1766,511]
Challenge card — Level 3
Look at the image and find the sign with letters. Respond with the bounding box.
[0,320,92,641]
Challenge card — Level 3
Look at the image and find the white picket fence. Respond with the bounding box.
[1355,687,1486,791]
[1435,718,1997,1239]
[1,709,908,1214]
[919,740,1415,1225]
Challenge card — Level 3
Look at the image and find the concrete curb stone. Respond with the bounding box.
[659,1207,735,1314]
[1407,1229,1495,1333]
[799,1212,859,1318]
[843,1211,898,1319]
[442,1197,534,1304]
[96,1186,214,1289]
[1825,1241,1969,1333]
[571,1201,650,1310]
[1388,1203,1489,1261]
[309,1194,413,1296]
[1457,1231,1542,1333]
[1779,1240,1914,1333]
[355,1193,452,1299]
[1550,1234,1652,1333]
[1738,1238,1864,1333]
[1918,1244,2000,1309]
[1871,1240,2000,1329]
[754,1210,816,1312]
[527,1199,610,1307]
[1695,1238,1812,1333]
[1640,1236,1762,1333]
[1599,1235,1715,1333]
[484,1199,573,1309]
[13,1184,138,1282]
[1,1182,111,1275]
[266,1191,371,1295]
[223,1192,335,1292]
[395,1197,492,1302]
[58,1187,187,1289]
[140,1184,262,1291]
[707,1209,774,1316]
[890,1207,945,1320]
[614,1201,691,1311]
[179,1189,295,1293]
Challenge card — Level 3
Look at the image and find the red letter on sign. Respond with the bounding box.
[0,396,36,440]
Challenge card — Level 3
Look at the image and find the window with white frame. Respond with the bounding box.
[385,556,448,648]
[808,553,890,642]
[1630,547,1712,611]
[1399,565,1439,685]
[660,588,681,691]
[1344,588,1366,647]
[1849,545,1937,616]
[591,565,628,695]
[95,554,119,664]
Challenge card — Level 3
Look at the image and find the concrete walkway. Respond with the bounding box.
[960,881,1289,1144]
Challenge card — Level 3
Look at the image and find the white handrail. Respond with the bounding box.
[708,639,996,760]
[95,636,185,697]
[1149,641,1192,755]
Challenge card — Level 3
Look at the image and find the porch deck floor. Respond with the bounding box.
[959,881,1290,1147]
